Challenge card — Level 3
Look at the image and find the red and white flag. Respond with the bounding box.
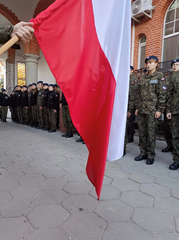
[31,0,131,199]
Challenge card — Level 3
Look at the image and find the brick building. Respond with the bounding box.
[131,0,179,71]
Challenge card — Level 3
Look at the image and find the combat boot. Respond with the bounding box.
[146,158,154,165]
[169,162,179,170]
[162,145,173,153]
[66,131,73,138]
[134,155,147,161]
[62,132,69,137]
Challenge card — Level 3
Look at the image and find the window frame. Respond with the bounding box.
[17,61,26,86]
[138,36,146,69]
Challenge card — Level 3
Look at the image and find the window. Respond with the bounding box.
[163,0,179,61]
[0,60,6,89]
[138,36,146,69]
[17,62,26,86]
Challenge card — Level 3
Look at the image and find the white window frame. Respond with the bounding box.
[162,0,179,61]
[138,36,146,69]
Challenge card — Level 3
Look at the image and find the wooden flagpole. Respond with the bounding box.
[0,35,19,56]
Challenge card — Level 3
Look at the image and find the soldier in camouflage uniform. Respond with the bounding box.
[54,84,60,129]
[135,56,166,165]
[60,92,74,138]
[28,84,33,126]
[36,81,44,129]
[0,88,9,122]
[9,89,16,122]
[15,85,23,124]
[166,59,179,170]
[21,85,29,125]
[124,66,138,155]
[162,69,173,153]
[42,83,50,131]
[0,90,3,120]
[30,83,38,127]
[47,84,59,132]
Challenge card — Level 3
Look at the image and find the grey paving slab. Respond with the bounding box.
[120,191,154,208]
[62,213,107,240]
[152,233,179,240]
[154,197,179,217]
[0,217,33,240]
[102,222,151,240]
[139,183,171,198]
[22,228,70,240]
[0,121,179,240]
[62,194,98,213]
[94,200,133,222]
[132,208,175,233]
[89,186,121,200]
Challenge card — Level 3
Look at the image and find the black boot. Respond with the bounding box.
[62,132,69,137]
[123,149,126,157]
[146,158,154,165]
[134,155,147,161]
[169,162,179,170]
[76,137,83,143]
[162,145,173,153]
[66,131,73,138]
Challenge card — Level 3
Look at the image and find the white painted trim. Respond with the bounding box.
[138,39,146,69]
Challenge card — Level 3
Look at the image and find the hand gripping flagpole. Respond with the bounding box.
[0,35,19,56]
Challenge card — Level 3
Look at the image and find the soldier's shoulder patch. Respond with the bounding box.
[162,84,167,90]
[161,78,165,81]
[135,80,138,83]
[131,82,134,85]
[149,80,158,84]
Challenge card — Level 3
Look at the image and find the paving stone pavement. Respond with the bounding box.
[0,120,179,240]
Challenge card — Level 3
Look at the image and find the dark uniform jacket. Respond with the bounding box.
[30,90,37,106]
[60,92,68,106]
[21,90,28,107]
[136,71,166,114]
[1,93,9,106]
[15,90,22,107]
[9,93,14,107]
[167,70,179,114]
[0,92,3,106]
[48,90,59,110]
[42,89,49,107]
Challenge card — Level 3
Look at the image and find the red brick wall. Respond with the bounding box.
[132,0,174,69]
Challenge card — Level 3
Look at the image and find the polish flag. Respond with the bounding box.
[31,0,131,199]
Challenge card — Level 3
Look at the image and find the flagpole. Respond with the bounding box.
[0,35,19,56]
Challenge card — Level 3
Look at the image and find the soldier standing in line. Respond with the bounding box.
[9,88,16,122]
[124,66,137,155]
[47,84,59,133]
[21,85,29,125]
[15,85,23,124]
[30,83,38,127]
[54,84,60,129]
[166,59,179,170]
[42,83,50,131]
[0,88,9,122]
[28,84,32,126]
[36,81,44,129]
[162,67,174,153]
[60,92,74,138]
[135,56,166,165]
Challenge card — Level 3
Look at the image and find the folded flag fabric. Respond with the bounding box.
[31,0,131,199]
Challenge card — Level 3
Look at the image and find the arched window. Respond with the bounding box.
[138,36,146,69]
[163,0,179,61]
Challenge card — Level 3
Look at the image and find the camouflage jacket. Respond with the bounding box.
[37,89,43,107]
[0,26,13,44]
[136,71,166,114]
[128,75,138,112]
[166,70,179,114]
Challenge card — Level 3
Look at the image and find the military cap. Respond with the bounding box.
[171,59,179,67]
[28,84,32,87]
[37,81,43,84]
[49,84,54,88]
[32,83,37,86]
[1,88,6,92]
[43,83,49,86]
[130,66,134,70]
[22,85,27,88]
[145,56,158,63]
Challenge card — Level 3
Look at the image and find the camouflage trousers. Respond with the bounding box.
[163,112,172,147]
[28,106,32,125]
[1,106,8,120]
[137,113,159,159]
[22,107,29,124]
[10,107,16,121]
[48,108,57,131]
[31,105,37,125]
[126,109,135,139]
[37,107,44,128]
[62,106,73,132]
[43,107,50,129]
[16,106,23,123]
[171,114,179,163]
